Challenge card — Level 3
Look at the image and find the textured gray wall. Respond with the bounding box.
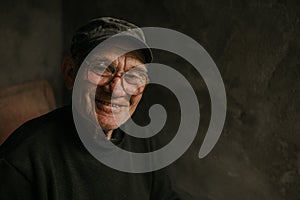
[0,0,63,105]
[62,0,300,199]
[1,0,299,199]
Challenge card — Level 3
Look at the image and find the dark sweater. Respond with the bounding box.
[0,106,180,200]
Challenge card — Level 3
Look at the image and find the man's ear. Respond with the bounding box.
[62,56,76,90]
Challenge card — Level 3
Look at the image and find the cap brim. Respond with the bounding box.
[107,35,153,63]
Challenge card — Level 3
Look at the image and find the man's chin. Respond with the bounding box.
[96,121,119,132]
[95,112,126,131]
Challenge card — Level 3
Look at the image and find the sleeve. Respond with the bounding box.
[0,159,34,200]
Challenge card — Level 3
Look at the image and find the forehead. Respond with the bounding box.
[88,45,146,70]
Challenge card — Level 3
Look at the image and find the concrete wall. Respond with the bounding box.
[61,0,300,199]
[1,0,299,199]
[0,0,63,105]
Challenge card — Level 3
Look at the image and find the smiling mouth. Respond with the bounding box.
[95,99,128,109]
[96,100,121,108]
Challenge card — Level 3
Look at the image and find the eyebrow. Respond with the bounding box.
[86,55,148,73]
[88,57,114,65]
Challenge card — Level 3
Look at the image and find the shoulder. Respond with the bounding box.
[0,105,73,158]
[0,105,75,181]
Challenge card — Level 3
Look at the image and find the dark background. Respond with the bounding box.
[0,0,299,199]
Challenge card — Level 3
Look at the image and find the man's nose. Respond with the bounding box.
[106,75,127,97]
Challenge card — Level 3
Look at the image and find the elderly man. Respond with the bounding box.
[0,17,180,199]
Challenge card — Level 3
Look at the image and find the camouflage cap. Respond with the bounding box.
[70,17,152,63]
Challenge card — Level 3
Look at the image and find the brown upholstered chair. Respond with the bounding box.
[0,80,56,144]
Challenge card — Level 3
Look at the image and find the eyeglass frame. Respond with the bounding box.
[82,59,149,95]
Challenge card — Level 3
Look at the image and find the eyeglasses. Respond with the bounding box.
[84,60,149,95]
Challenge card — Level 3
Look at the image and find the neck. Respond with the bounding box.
[104,129,114,140]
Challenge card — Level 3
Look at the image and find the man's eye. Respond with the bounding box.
[89,60,115,74]
[90,66,107,75]
[125,74,139,79]
[124,71,148,84]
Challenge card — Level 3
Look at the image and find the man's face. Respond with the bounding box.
[76,47,147,132]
